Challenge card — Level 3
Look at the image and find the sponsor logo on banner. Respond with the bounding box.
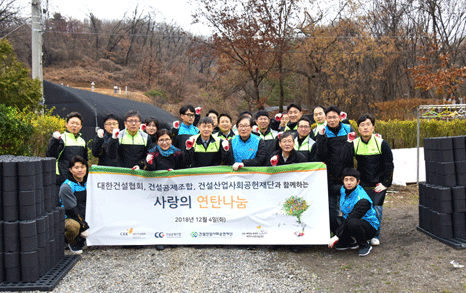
[154,232,165,238]
[190,232,233,238]
[120,228,146,239]
[166,233,181,238]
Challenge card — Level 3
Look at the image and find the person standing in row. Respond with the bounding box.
[46,111,88,186]
[315,105,354,234]
[294,116,317,162]
[91,114,119,167]
[214,113,236,140]
[184,117,234,167]
[172,105,200,151]
[254,111,278,158]
[232,115,267,170]
[109,110,151,168]
[310,106,326,141]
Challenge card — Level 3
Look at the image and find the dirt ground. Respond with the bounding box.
[276,184,466,292]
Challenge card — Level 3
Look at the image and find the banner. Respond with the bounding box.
[86,163,329,246]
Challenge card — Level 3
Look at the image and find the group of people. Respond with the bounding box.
[47,103,394,257]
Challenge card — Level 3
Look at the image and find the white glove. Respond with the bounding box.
[375,133,382,139]
[275,113,283,121]
[222,140,230,151]
[270,155,279,166]
[96,128,104,139]
[374,183,387,193]
[112,128,120,139]
[52,131,61,140]
[132,165,140,170]
[173,120,180,129]
[146,154,154,165]
[232,162,244,171]
[185,137,196,150]
[167,168,174,171]
[328,235,339,248]
[80,229,89,238]
[252,125,259,133]
[195,107,202,115]
[140,123,146,131]
[317,125,325,135]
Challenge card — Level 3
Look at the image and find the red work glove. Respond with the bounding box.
[195,107,202,115]
[347,132,356,143]
[132,165,140,170]
[252,125,259,133]
[173,120,180,129]
[328,236,339,249]
[146,154,154,165]
[277,132,283,140]
[140,124,146,131]
[375,133,382,139]
[167,168,174,171]
[222,140,230,151]
[112,129,120,139]
[275,113,283,121]
[232,162,244,171]
[270,155,279,166]
[340,112,347,120]
[52,131,61,140]
[186,137,196,150]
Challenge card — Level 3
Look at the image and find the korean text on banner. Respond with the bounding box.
[86,163,329,246]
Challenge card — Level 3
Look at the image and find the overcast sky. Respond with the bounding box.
[18,0,213,35]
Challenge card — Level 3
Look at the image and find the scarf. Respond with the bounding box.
[156,145,180,157]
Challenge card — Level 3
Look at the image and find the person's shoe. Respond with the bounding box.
[335,240,359,251]
[370,238,380,246]
[156,245,165,251]
[358,244,372,257]
[68,243,83,254]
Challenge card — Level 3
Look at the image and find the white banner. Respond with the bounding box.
[86,163,329,245]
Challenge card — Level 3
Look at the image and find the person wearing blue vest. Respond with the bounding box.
[342,113,394,246]
[59,156,90,254]
[46,111,88,186]
[315,105,355,234]
[172,105,200,151]
[328,168,379,257]
[91,114,120,167]
[231,115,267,170]
[108,110,152,168]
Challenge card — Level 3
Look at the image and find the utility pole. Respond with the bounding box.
[31,0,44,100]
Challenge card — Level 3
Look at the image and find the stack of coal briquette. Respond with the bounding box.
[1,155,65,283]
[419,136,466,243]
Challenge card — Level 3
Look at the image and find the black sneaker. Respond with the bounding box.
[68,243,83,254]
[358,244,372,257]
[335,240,359,251]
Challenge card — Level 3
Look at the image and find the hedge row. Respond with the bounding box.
[369,119,466,149]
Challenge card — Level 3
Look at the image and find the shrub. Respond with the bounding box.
[0,104,34,155]
[16,108,66,156]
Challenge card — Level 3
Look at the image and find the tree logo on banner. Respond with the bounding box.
[281,196,309,237]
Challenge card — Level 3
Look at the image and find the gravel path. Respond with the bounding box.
[48,246,319,292]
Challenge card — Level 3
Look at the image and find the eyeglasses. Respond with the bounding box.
[158,139,171,143]
[238,124,251,129]
[105,122,119,126]
[183,114,195,118]
[281,139,294,145]
[126,120,141,124]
